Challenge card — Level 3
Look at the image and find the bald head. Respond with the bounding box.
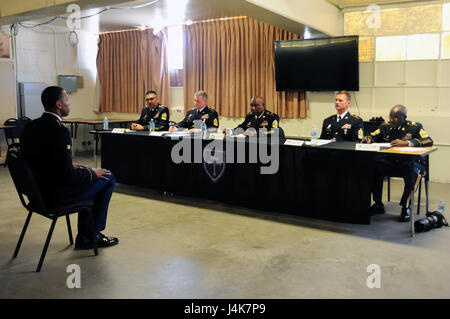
[250,96,265,115]
[389,104,407,128]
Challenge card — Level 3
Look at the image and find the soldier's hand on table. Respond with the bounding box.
[360,136,372,144]
[169,126,177,132]
[73,163,88,168]
[244,128,257,137]
[94,168,111,180]
[391,139,409,147]
[188,128,201,134]
[131,123,144,130]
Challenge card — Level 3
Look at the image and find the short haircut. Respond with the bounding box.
[41,86,64,111]
[194,90,208,100]
[336,90,351,102]
[145,90,158,96]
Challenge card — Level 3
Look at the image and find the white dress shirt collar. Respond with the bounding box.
[44,111,62,122]
[337,110,349,121]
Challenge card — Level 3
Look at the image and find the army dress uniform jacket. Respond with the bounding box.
[320,113,364,142]
[235,109,280,132]
[21,112,98,208]
[367,120,433,146]
[176,106,219,130]
[137,104,170,131]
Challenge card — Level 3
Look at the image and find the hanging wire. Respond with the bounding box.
[8,0,162,38]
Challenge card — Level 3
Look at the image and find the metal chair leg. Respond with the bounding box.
[87,210,98,256]
[425,178,429,213]
[13,211,32,258]
[387,177,391,202]
[37,218,57,272]
[66,215,74,245]
[417,176,422,215]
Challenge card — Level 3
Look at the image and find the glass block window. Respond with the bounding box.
[359,36,374,62]
[377,8,407,36]
[376,36,407,61]
[344,11,374,36]
[442,32,450,59]
[443,3,450,31]
[406,34,440,60]
[407,4,442,34]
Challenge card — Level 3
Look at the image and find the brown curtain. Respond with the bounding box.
[97,29,170,113]
[183,17,307,119]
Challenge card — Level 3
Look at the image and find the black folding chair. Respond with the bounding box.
[3,117,31,146]
[6,144,98,272]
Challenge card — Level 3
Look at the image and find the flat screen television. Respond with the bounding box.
[275,35,359,91]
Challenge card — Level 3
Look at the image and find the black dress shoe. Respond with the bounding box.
[75,233,119,250]
[370,203,385,216]
[399,207,411,222]
[97,232,119,247]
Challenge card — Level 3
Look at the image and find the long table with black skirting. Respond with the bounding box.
[97,131,436,234]
[98,132,377,225]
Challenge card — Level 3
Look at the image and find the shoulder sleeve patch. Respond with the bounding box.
[419,129,429,138]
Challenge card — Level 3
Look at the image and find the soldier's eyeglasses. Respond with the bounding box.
[145,98,155,102]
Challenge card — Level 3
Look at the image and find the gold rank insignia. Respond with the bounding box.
[201,114,209,119]
[67,145,71,150]
[213,118,218,126]
[358,128,363,139]
[272,120,278,128]
[162,113,167,120]
[371,128,380,136]
[402,127,405,131]
[419,129,429,138]
[247,122,251,126]
[188,114,192,118]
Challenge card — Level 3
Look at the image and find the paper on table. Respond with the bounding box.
[149,131,166,136]
[372,143,392,148]
[304,139,332,146]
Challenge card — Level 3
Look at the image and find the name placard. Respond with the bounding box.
[112,128,126,134]
[284,139,304,146]
[209,133,225,140]
[355,143,380,152]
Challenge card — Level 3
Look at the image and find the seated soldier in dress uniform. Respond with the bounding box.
[169,90,219,133]
[361,104,433,222]
[320,90,364,142]
[225,96,281,137]
[21,86,118,249]
[131,90,170,131]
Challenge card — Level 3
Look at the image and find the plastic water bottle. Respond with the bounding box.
[201,119,207,139]
[149,119,155,133]
[103,116,108,130]
[438,200,445,214]
[311,125,318,146]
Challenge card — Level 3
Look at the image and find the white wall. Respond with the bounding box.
[0,59,17,162]
[246,0,343,36]
[10,22,116,153]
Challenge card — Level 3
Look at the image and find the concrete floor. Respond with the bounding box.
[1,152,450,299]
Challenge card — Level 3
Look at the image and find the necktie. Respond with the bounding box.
[337,115,341,123]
